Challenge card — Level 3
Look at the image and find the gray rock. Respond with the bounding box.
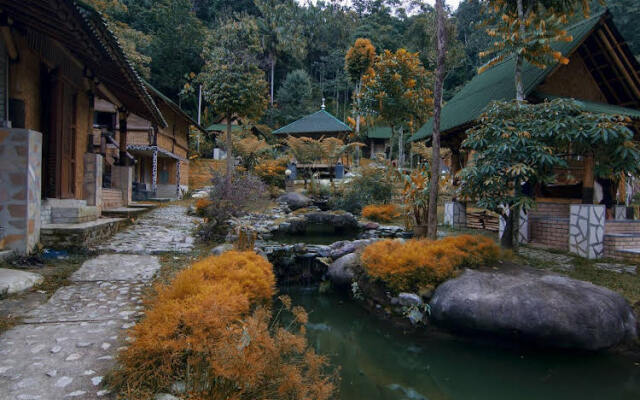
[397,293,422,307]
[430,269,638,350]
[277,192,312,210]
[211,243,234,256]
[327,253,360,286]
[329,239,377,259]
[155,394,180,400]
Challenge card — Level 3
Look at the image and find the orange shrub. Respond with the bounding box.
[362,204,401,222]
[254,159,287,188]
[194,198,212,216]
[360,235,499,292]
[110,251,335,400]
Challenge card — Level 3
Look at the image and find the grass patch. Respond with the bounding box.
[0,315,20,335]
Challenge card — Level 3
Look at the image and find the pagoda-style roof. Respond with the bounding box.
[273,110,352,136]
[413,10,640,142]
[366,126,392,139]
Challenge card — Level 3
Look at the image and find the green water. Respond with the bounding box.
[288,288,640,400]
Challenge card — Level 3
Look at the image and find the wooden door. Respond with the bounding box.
[46,70,77,199]
[59,84,76,199]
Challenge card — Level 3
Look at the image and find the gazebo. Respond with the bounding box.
[273,102,352,139]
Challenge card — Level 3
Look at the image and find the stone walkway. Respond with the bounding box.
[93,205,201,254]
[0,205,198,399]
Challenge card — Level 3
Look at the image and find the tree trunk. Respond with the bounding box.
[501,211,514,248]
[398,126,404,169]
[270,54,276,106]
[582,153,595,203]
[515,0,525,102]
[427,0,447,240]
[225,117,233,186]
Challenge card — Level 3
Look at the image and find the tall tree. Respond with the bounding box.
[196,16,269,181]
[276,69,313,124]
[254,0,307,106]
[427,0,447,240]
[360,49,434,168]
[345,38,376,137]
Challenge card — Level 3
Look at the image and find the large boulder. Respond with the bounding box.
[277,192,312,211]
[327,253,360,286]
[430,269,638,350]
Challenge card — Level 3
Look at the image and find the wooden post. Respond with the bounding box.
[151,147,158,195]
[118,108,129,166]
[582,153,595,204]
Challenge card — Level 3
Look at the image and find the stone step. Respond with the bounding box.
[50,205,99,224]
[101,207,148,219]
[40,218,128,249]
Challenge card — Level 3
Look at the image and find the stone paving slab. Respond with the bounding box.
[93,206,201,254]
[71,254,161,282]
[22,282,145,324]
[0,268,44,295]
[0,320,125,399]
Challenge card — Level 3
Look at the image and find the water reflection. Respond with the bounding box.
[287,288,640,400]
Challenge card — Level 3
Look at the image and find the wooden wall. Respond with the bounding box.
[537,53,607,102]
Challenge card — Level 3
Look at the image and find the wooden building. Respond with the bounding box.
[414,10,640,202]
[0,0,166,254]
[365,126,392,159]
[94,82,207,200]
[413,11,640,260]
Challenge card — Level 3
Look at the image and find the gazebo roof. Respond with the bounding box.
[412,10,640,142]
[273,110,352,135]
[366,126,392,139]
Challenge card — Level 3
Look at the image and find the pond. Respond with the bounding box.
[287,288,640,400]
[269,224,359,245]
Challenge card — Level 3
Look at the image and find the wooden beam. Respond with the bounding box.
[0,26,17,60]
[597,30,640,100]
[97,83,122,109]
[602,23,640,87]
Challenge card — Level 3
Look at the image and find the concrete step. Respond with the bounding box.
[101,207,148,219]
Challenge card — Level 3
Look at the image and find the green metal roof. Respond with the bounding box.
[412,11,609,141]
[206,123,244,132]
[366,126,393,139]
[534,92,640,118]
[273,109,352,135]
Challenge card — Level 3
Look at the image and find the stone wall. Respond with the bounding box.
[0,129,42,254]
[83,153,103,210]
[111,165,133,206]
[569,204,605,259]
[529,217,569,250]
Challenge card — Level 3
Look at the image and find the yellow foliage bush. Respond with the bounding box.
[362,204,401,222]
[360,235,499,293]
[254,159,287,188]
[110,251,335,400]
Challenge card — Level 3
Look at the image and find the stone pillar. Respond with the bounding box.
[151,147,158,195]
[83,153,103,211]
[499,208,529,244]
[569,204,605,259]
[444,201,466,229]
[0,129,42,254]
[614,205,627,220]
[111,165,133,207]
[176,160,181,199]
